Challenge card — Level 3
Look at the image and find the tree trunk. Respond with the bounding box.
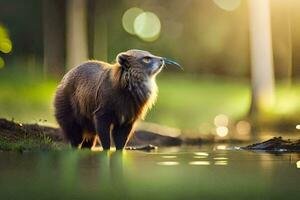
[248,0,275,115]
[66,0,88,69]
[93,0,108,62]
[43,0,66,78]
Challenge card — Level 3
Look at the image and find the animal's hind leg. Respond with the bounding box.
[112,123,133,150]
[80,133,95,149]
[60,118,84,148]
[54,94,83,147]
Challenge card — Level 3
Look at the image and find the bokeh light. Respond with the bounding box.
[122,7,144,35]
[236,120,251,135]
[213,0,241,11]
[296,125,300,130]
[134,12,161,42]
[216,126,228,137]
[297,161,300,169]
[0,25,12,54]
[0,38,12,53]
[214,114,229,127]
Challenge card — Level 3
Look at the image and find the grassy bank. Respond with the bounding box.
[1,67,300,133]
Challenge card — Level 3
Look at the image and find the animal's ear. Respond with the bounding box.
[116,53,130,69]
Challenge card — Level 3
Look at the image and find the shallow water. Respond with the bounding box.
[0,145,299,200]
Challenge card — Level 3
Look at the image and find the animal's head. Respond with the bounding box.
[116,49,182,77]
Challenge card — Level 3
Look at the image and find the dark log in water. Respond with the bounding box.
[243,137,300,151]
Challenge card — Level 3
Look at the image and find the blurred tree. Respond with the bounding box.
[90,0,108,62]
[66,0,88,69]
[271,0,292,82]
[43,0,66,78]
[248,0,275,114]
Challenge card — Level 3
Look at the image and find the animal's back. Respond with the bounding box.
[54,61,108,133]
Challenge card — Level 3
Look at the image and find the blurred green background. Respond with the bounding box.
[1,0,300,136]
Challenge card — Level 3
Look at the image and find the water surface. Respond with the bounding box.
[0,145,299,200]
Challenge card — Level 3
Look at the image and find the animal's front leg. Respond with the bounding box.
[112,123,133,150]
[95,114,112,150]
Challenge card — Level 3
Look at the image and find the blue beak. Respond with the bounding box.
[163,57,183,70]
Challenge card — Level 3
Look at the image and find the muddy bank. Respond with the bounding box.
[243,137,300,151]
[0,118,259,152]
[0,118,183,151]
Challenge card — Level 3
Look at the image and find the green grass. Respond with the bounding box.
[1,67,300,132]
[0,67,57,124]
[149,74,251,129]
[0,134,58,152]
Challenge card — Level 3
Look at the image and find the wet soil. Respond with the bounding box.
[0,118,182,151]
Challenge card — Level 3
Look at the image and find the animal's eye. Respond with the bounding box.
[142,56,152,64]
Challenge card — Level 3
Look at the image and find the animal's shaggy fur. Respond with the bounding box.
[54,50,163,150]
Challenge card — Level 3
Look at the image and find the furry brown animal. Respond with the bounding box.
[54,49,181,150]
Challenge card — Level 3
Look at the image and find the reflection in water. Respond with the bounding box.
[213,157,228,160]
[157,161,179,166]
[297,161,300,168]
[193,156,208,159]
[214,161,228,166]
[59,150,128,199]
[161,155,177,159]
[189,161,210,165]
[194,152,209,156]
[216,145,227,150]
